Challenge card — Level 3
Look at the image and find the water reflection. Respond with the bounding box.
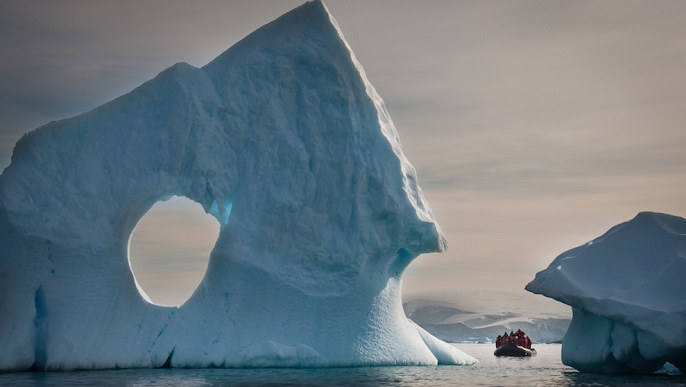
[1,345,683,387]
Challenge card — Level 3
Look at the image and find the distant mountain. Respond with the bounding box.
[404,289,571,344]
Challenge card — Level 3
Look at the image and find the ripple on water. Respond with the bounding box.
[0,344,683,386]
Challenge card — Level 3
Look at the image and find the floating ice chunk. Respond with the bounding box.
[527,212,686,374]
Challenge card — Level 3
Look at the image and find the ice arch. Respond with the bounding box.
[0,1,476,370]
[129,196,220,307]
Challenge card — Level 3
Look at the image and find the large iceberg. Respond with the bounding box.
[0,1,476,371]
[526,212,686,374]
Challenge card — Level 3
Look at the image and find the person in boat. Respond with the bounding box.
[495,329,533,350]
[517,332,525,347]
[497,329,533,349]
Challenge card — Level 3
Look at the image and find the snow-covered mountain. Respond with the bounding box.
[404,289,571,344]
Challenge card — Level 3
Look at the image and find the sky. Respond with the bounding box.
[1,1,685,307]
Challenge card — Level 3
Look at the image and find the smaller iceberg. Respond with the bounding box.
[526,212,686,374]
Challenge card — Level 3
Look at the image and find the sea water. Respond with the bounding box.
[1,344,683,386]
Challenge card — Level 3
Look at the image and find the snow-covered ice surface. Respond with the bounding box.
[0,0,476,371]
[526,212,686,374]
[404,289,570,344]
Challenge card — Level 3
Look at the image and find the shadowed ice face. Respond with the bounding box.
[198,32,447,295]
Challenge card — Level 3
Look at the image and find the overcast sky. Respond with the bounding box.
[2,1,685,307]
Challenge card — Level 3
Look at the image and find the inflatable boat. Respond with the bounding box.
[494,344,537,357]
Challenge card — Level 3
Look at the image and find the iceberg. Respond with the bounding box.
[526,212,686,374]
[0,1,477,371]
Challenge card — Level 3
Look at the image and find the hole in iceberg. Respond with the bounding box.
[128,196,220,306]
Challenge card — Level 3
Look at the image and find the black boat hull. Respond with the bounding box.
[494,344,537,357]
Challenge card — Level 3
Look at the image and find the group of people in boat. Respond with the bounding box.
[495,329,532,349]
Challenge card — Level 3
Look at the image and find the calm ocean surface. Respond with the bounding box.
[1,344,683,386]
